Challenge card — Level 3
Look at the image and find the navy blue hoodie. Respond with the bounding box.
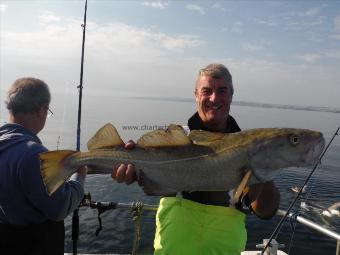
[0,123,84,225]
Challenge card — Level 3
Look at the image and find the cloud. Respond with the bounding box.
[142,1,168,9]
[3,18,203,60]
[1,8,339,109]
[221,27,228,33]
[330,16,340,40]
[324,50,340,59]
[38,13,61,23]
[334,16,340,30]
[211,3,225,12]
[186,4,205,15]
[221,22,244,34]
[0,4,8,12]
[242,43,264,52]
[159,34,203,50]
[330,34,340,40]
[1,16,208,105]
[229,59,340,108]
[296,53,322,63]
[302,7,320,17]
[256,19,277,27]
[281,7,324,31]
[286,18,323,30]
[296,50,340,63]
[230,22,243,34]
[221,26,243,34]
[88,22,204,55]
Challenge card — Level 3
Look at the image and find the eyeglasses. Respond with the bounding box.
[47,108,54,118]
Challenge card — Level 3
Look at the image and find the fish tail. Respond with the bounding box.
[40,150,78,196]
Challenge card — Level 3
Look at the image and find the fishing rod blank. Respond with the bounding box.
[72,1,88,255]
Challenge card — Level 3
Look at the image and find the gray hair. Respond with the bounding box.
[5,77,51,115]
[195,63,234,96]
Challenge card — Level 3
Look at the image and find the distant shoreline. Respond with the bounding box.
[123,96,340,114]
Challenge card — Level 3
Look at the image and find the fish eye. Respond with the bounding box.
[290,135,300,145]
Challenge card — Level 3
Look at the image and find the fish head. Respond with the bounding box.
[249,128,325,181]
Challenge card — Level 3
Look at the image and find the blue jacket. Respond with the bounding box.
[0,123,84,225]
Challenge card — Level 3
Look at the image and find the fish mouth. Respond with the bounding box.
[305,136,325,164]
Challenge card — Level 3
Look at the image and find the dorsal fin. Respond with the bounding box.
[137,124,191,148]
[189,130,225,146]
[87,123,124,150]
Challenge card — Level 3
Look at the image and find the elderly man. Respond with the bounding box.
[113,64,280,254]
[0,77,86,255]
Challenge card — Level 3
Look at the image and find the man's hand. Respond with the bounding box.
[242,181,280,219]
[111,140,137,185]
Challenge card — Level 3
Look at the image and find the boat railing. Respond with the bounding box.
[80,198,340,255]
[276,209,340,255]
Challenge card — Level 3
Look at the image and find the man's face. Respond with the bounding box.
[195,75,232,130]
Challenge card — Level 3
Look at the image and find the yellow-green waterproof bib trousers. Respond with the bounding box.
[154,197,247,255]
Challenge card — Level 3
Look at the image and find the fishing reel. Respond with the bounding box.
[80,193,118,236]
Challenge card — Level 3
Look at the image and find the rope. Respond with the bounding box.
[131,202,143,255]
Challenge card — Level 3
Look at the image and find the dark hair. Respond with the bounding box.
[5,77,51,115]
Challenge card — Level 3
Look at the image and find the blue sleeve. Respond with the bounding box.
[18,144,85,221]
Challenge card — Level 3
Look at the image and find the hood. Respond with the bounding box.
[0,123,41,153]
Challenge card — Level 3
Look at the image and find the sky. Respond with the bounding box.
[1,0,340,114]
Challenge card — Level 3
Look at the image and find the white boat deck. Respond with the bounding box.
[242,251,288,255]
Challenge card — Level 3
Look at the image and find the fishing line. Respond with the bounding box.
[275,141,327,250]
[286,218,297,254]
[261,124,340,254]
[56,81,71,150]
[285,165,326,255]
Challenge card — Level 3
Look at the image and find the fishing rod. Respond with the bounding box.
[72,0,88,254]
[261,124,340,254]
[80,193,157,236]
[79,193,157,255]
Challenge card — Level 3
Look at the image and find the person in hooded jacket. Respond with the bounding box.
[0,77,86,255]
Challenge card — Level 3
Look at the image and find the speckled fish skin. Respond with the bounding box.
[53,128,325,196]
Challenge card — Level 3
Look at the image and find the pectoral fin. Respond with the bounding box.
[87,123,124,150]
[232,170,253,204]
[137,170,177,196]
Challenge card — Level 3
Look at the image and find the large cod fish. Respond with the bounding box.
[40,123,325,196]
